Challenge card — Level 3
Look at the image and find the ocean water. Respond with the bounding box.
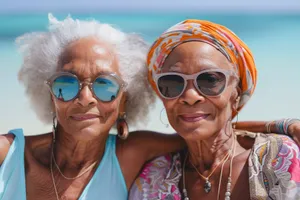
[0,13,300,134]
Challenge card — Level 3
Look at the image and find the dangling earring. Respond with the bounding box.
[160,108,169,128]
[117,112,129,140]
[232,97,239,129]
[52,114,57,143]
[232,112,239,129]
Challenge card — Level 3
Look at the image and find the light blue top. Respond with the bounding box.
[0,129,127,200]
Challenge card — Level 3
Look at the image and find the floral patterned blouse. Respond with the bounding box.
[129,132,300,200]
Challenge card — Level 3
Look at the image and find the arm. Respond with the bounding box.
[235,119,300,146]
[121,131,185,162]
[0,134,14,165]
[121,119,300,164]
[234,121,270,133]
[116,131,184,189]
[124,119,300,163]
[288,122,300,146]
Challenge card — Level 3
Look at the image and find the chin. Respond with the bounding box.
[70,124,107,139]
[176,126,213,141]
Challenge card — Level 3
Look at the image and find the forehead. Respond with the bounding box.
[162,42,233,73]
[58,37,120,79]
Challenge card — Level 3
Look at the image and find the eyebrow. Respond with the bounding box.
[60,69,116,76]
[60,69,76,74]
[166,61,221,73]
[168,65,182,72]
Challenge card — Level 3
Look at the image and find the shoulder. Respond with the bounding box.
[250,134,300,199]
[252,134,298,154]
[250,133,300,180]
[0,133,15,165]
[129,153,182,200]
[250,134,297,159]
[268,134,300,171]
[117,130,182,151]
[116,131,155,155]
[24,132,53,165]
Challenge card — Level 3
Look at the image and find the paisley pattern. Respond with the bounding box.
[249,133,300,200]
[130,133,300,200]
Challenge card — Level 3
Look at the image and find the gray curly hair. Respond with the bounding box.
[17,14,156,127]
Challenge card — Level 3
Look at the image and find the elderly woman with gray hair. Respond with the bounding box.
[0,15,299,200]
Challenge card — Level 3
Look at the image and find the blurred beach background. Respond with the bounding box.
[0,0,299,135]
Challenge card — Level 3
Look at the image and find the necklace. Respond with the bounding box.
[50,143,60,200]
[49,133,99,200]
[217,134,237,200]
[182,134,237,200]
[189,151,230,193]
[52,149,98,180]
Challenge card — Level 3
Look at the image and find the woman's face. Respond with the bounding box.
[50,37,125,139]
[160,42,238,141]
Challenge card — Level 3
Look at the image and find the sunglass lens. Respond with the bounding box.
[157,75,185,98]
[52,75,79,101]
[196,72,226,96]
[93,77,120,102]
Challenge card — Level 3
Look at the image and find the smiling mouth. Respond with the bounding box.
[179,114,209,122]
[71,114,100,121]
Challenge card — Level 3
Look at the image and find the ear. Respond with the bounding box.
[231,87,241,112]
[118,92,127,114]
[50,95,56,114]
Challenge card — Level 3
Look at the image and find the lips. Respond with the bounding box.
[71,114,100,121]
[179,113,209,122]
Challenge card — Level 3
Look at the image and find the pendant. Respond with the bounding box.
[204,179,212,193]
[182,188,190,200]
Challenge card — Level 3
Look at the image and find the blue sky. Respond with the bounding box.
[1,0,300,13]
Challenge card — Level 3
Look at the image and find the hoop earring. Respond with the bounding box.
[160,108,169,128]
[117,112,129,140]
[232,112,239,130]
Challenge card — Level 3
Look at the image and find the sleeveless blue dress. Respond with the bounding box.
[0,129,127,200]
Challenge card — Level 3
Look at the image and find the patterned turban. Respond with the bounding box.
[147,19,257,115]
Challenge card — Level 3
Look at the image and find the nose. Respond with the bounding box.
[179,80,205,105]
[76,85,97,107]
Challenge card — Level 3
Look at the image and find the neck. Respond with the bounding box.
[52,126,109,171]
[186,121,236,171]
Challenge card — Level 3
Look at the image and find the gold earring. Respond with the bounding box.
[117,112,129,140]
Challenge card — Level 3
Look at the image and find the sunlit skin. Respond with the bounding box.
[0,37,185,200]
[1,37,300,199]
[161,42,251,200]
[54,37,121,141]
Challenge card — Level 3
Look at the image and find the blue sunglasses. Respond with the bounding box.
[45,72,126,102]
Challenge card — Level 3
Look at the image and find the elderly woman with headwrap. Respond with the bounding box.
[0,16,300,200]
[130,20,300,200]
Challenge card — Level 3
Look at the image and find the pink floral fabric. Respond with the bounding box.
[130,132,300,200]
[129,153,182,200]
[248,133,300,200]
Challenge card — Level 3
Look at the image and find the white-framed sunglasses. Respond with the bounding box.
[154,69,238,99]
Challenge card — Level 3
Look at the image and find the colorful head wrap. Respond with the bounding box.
[147,19,257,115]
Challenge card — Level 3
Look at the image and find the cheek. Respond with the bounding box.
[162,99,178,124]
[97,100,120,122]
[209,93,234,121]
[53,100,69,116]
[53,100,73,125]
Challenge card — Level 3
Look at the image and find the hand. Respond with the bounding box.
[288,121,300,147]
